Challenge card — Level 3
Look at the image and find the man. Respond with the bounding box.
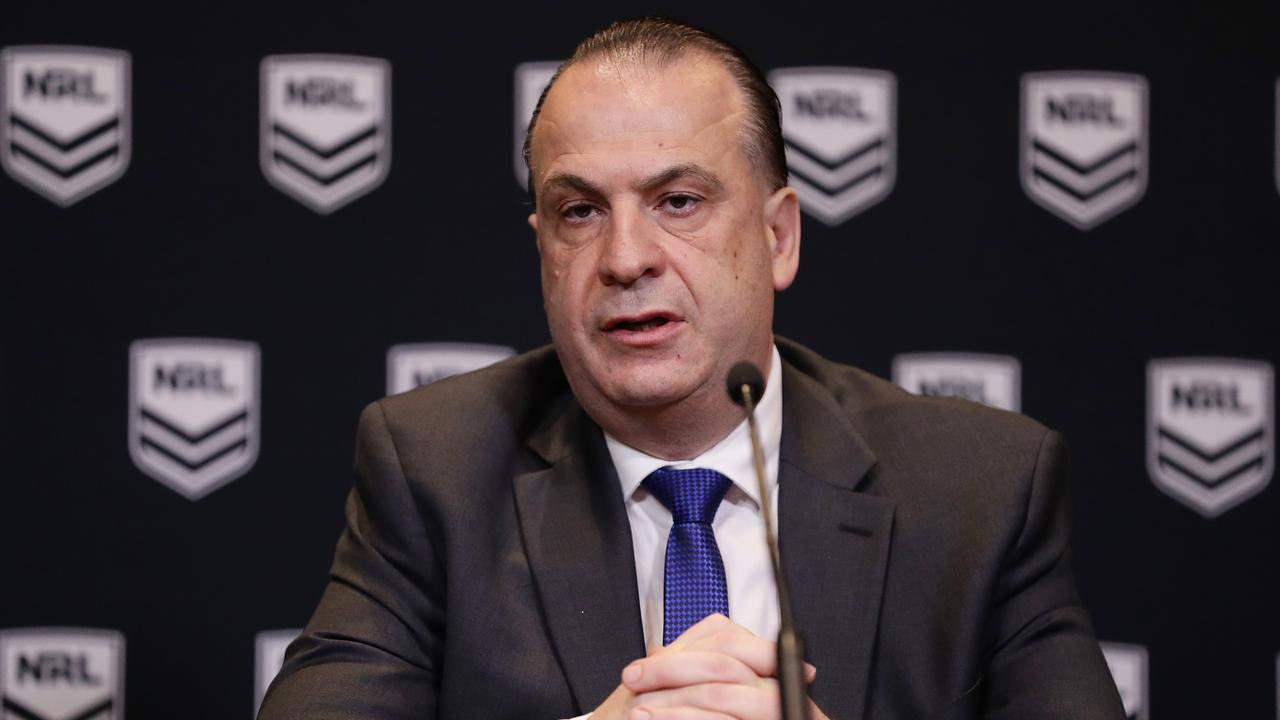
[260,18,1125,720]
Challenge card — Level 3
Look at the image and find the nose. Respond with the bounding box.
[597,205,666,287]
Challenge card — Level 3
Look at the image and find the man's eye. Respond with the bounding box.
[662,194,700,214]
[562,204,599,222]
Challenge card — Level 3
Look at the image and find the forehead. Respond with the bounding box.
[530,53,750,185]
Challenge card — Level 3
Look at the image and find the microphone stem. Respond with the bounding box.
[739,383,807,720]
[740,385,789,620]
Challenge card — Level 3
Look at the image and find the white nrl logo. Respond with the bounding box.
[386,342,515,395]
[261,54,390,213]
[1,46,130,206]
[1100,641,1148,720]
[254,629,301,716]
[1021,71,1148,230]
[513,60,560,191]
[769,67,896,226]
[892,353,1021,412]
[0,627,125,720]
[1147,358,1274,517]
[128,338,260,500]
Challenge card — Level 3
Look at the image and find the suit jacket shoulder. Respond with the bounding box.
[777,336,1055,524]
[774,336,1123,719]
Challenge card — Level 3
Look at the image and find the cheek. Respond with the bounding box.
[542,252,594,329]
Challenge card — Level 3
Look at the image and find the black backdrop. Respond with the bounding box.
[3,4,1279,718]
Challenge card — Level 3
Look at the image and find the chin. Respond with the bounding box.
[599,365,707,409]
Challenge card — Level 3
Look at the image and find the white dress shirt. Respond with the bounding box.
[567,346,784,718]
[604,344,784,651]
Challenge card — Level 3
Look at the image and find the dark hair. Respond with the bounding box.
[522,17,787,201]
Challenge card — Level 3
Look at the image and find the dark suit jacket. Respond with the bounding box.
[259,338,1125,719]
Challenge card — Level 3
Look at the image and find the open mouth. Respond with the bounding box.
[603,313,678,333]
[613,317,670,332]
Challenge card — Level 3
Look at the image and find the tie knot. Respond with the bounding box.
[643,467,732,525]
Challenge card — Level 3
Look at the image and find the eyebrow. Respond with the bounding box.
[539,162,725,204]
[540,172,605,200]
[634,163,725,194]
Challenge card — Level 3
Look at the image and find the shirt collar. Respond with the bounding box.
[605,343,783,507]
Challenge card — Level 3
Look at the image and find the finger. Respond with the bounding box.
[663,614,745,652]
[632,681,782,720]
[622,650,759,693]
[682,630,775,678]
[681,628,818,683]
[631,707,736,720]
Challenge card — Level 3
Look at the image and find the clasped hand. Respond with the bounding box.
[591,614,829,720]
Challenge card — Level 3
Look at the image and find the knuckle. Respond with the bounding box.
[644,658,672,684]
[705,653,737,680]
[702,681,736,707]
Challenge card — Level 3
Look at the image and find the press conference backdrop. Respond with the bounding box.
[2,4,1277,719]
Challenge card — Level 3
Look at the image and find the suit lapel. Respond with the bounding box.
[513,396,646,714]
[778,361,895,720]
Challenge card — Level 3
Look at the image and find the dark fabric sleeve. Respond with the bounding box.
[258,401,443,719]
[978,430,1127,720]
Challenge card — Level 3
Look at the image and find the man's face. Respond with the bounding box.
[527,52,799,430]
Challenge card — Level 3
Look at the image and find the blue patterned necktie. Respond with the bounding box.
[643,466,733,645]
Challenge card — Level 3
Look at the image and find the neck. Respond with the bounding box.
[598,392,745,460]
[589,345,775,460]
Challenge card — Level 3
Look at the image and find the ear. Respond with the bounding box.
[527,212,539,233]
[762,186,801,291]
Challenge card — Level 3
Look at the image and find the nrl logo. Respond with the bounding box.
[0,627,125,720]
[513,60,561,190]
[1100,642,1148,720]
[128,338,260,500]
[261,54,390,213]
[386,342,515,395]
[0,46,130,206]
[1021,71,1148,230]
[891,353,1021,412]
[769,67,896,226]
[1147,358,1274,517]
[254,629,301,716]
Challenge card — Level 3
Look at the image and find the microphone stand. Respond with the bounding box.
[735,373,809,720]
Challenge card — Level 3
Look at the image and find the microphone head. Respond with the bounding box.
[726,361,765,406]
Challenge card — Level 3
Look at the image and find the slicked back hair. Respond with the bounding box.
[522,17,787,202]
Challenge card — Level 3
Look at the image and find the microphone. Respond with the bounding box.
[726,361,809,720]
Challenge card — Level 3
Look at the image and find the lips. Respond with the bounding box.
[602,311,678,332]
[600,311,684,345]
[608,316,669,331]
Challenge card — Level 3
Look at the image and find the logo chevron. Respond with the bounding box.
[1021,71,1147,230]
[128,339,260,500]
[2,696,114,720]
[137,407,251,472]
[260,54,390,214]
[1029,139,1138,202]
[0,46,130,206]
[1154,426,1267,488]
[269,122,378,186]
[1147,358,1274,517]
[770,67,896,226]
